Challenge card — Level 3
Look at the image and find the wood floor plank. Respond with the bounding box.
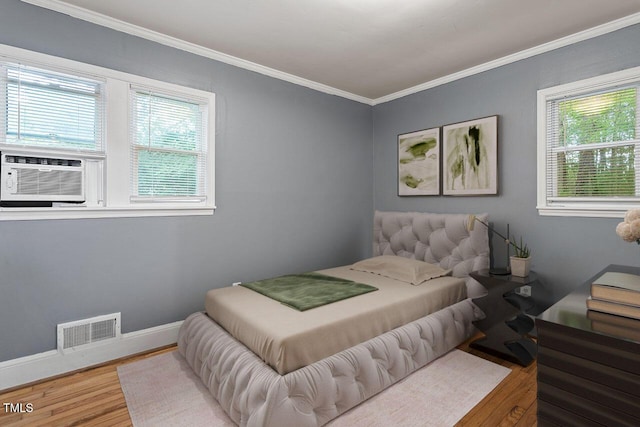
[38,374,120,408]
[515,397,538,427]
[455,334,537,427]
[29,391,124,427]
[470,367,537,427]
[1,335,538,426]
[87,407,132,426]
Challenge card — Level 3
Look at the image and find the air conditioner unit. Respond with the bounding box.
[0,152,85,207]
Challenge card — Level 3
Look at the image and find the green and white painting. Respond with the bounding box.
[398,127,440,196]
[443,116,498,195]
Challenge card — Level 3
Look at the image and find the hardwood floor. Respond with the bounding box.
[0,334,537,426]
[456,338,538,427]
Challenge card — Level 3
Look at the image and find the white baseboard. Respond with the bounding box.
[0,320,183,391]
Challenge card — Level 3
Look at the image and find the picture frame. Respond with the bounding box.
[398,127,441,196]
[442,115,498,195]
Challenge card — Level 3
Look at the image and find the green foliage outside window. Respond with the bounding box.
[557,88,637,197]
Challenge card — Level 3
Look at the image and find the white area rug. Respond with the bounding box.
[118,349,510,427]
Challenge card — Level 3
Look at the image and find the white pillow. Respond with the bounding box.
[350,255,451,285]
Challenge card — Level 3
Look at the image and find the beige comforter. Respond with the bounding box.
[205,265,466,374]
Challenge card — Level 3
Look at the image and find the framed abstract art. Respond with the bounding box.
[442,116,498,195]
[398,127,440,196]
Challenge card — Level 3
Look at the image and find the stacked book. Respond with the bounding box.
[587,271,640,334]
[588,271,640,318]
[587,310,640,342]
[587,271,640,341]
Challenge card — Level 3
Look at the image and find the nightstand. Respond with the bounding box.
[469,270,539,366]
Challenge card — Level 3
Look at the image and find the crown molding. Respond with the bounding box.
[19,1,640,107]
[20,0,373,105]
[372,12,640,105]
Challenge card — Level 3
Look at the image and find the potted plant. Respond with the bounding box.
[509,235,531,277]
[467,215,532,277]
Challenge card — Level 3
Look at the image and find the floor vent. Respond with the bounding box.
[57,313,121,352]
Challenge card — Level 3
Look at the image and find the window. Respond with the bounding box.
[2,64,104,152]
[130,89,208,202]
[0,45,215,220]
[537,67,640,217]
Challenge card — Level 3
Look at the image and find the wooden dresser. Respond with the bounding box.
[535,265,640,427]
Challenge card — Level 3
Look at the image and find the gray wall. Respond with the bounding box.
[373,24,640,307]
[3,0,640,364]
[0,1,373,362]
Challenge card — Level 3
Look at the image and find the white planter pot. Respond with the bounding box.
[510,256,531,277]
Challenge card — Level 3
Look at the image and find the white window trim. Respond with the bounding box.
[537,66,640,218]
[0,44,215,221]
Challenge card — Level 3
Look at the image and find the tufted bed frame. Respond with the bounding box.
[178,211,490,426]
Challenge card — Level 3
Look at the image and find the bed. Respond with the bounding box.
[178,211,490,426]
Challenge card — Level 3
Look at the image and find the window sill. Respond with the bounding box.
[0,205,216,221]
[537,205,626,218]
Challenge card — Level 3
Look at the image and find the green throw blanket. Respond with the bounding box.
[240,272,378,311]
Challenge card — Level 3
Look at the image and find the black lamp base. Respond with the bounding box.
[489,267,511,276]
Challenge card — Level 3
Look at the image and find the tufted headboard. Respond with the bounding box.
[373,210,490,298]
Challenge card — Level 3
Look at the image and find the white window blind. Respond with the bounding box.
[545,87,639,201]
[130,87,208,202]
[538,67,640,217]
[0,62,104,152]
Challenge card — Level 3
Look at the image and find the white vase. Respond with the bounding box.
[510,256,531,277]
